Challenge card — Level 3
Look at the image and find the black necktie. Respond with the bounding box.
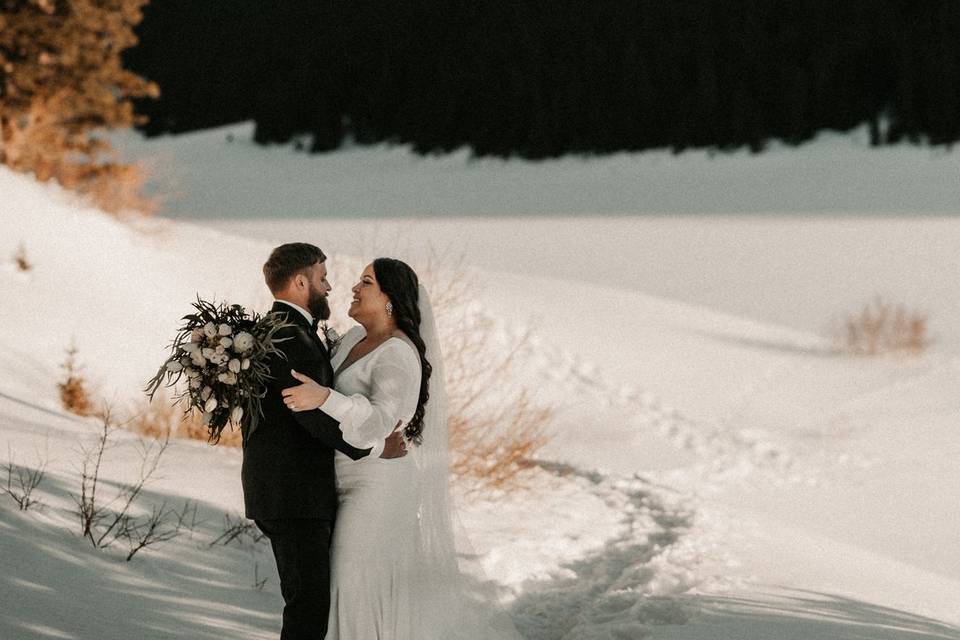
[311,317,321,332]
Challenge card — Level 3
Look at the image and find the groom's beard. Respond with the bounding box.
[307,288,331,321]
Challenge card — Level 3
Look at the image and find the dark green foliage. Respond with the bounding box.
[125,0,960,157]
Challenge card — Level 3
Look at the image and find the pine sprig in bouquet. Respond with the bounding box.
[146,298,293,442]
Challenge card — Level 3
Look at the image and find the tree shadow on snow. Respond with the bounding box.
[648,590,960,640]
[0,471,280,640]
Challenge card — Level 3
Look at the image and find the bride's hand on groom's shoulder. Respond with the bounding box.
[282,370,331,411]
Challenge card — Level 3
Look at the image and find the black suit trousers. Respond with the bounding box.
[256,518,333,640]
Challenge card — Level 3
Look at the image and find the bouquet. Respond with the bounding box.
[146,297,293,442]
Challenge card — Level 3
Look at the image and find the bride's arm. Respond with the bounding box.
[319,344,420,453]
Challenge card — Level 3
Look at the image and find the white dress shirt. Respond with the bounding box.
[274,299,314,327]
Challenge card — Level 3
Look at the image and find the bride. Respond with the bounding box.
[281,257,521,639]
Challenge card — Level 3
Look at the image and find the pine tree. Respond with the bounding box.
[0,0,158,212]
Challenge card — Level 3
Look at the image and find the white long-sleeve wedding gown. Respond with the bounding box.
[319,287,522,640]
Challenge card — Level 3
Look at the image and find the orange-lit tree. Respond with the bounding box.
[0,0,158,212]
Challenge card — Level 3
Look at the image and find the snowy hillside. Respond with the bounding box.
[0,170,720,638]
[3,120,960,640]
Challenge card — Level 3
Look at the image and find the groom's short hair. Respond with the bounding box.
[263,243,327,294]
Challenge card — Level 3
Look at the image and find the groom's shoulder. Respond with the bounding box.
[272,323,315,354]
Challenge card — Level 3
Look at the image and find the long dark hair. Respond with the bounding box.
[373,258,432,444]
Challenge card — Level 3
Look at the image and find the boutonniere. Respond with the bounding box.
[321,323,342,354]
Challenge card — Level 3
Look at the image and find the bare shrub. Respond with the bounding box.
[129,391,242,447]
[417,252,470,314]
[424,266,552,495]
[209,512,266,549]
[59,341,95,417]
[837,296,931,356]
[73,407,188,558]
[121,499,195,562]
[2,445,47,511]
[12,243,31,272]
[448,387,552,494]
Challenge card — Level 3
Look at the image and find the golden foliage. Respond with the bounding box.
[127,391,242,447]
[58,341,94,416]
[426,268,552,494]
[448,386,551,495]
[13,243,31,271]
[0,0,158,213]
[838,296,930,356]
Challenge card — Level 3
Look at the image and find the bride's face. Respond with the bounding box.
[349,263,390,324]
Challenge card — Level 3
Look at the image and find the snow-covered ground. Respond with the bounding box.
[2,124,960,639]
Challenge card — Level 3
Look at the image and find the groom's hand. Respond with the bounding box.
[379,424,407,459]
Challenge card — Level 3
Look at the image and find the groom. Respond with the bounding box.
[242,242,406,640]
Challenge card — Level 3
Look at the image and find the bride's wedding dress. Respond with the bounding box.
[321,287,522,640]
[326,325,422,638]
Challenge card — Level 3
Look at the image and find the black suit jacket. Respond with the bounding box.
[242,301,370,520]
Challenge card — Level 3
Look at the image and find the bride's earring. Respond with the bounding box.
[385,301,393,317]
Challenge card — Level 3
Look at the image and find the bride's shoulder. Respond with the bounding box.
[381,333,419,366]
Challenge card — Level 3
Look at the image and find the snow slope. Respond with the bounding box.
[0,170,713,638]
[3,118,960,640]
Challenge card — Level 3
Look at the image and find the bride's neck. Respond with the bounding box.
[361,316,397,343]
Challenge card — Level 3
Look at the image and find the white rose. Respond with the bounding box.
[203,322,217,338]
[186,367,200,378]
[234,332,255,352]
[231,406,244,423]
[220,337,233,349]
[166,361,183,373]
[190,352,207,367]
[228,358,241,373]
[217,371,237,385]
[182,342,200,354]
[202,347,216,359]
[241,358,251,370]
[218,323,232,336]
[189,377,201,389]
[215,345,225,355]
[204,397,218,412]
[201,386,212,401]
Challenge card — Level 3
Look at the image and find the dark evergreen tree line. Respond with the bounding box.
[125,0,960,157]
